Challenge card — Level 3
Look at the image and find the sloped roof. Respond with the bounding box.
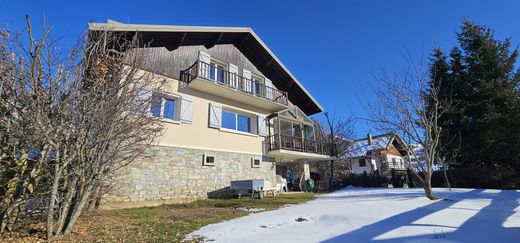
[88,20,323,115]
[345,133,407,158]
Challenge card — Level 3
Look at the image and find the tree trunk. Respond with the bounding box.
[87,184,102,211]
[423,174,437,200]
[443,165,452,191]
[62,183,94,235]
[329,160,334,190]
[47,164,61,239]
[55,176,78,234]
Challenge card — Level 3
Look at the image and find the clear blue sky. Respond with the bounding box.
[2,0,520,137]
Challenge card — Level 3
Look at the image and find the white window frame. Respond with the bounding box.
[209,58,227,82]
[251,158,261,168]
[203,154,215,166]
[221,108,255,134]
[150,93,181,123]
[250,73,264,96]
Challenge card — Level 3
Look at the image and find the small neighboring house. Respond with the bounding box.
[345,133,408,175]
[88,20,334,207]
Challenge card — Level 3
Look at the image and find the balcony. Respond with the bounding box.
[180,61,288,111]
[266,107,335,161]
[267,134,333,161]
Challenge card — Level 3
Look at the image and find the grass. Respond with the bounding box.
[176,192,317,210]
[55,192,317,243]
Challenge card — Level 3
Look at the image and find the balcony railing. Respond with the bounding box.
[267,134,334,156]
[180,61,289,106]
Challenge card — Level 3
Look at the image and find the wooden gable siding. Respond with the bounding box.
[129,44,263,81]
[378,143,403,157]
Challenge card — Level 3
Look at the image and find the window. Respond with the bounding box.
[280,120,293,136]
[209,61,226,83]
[392,158,397,167]
[151,96,162,117]
[304,125,315,140]
[293,123,302,137]
[359,158,366,167]
[221,109,253,133]
[237,114,251,132]
[150,95,177,121]
[251,74,264,96]
[222,110,236,130]
[163,99,175,120]
[279,119,307,138]
[252,158,261,168]
[203,154,215,166]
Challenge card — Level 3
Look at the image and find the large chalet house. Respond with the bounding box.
[345,133,408,175]
[88,20,334,207]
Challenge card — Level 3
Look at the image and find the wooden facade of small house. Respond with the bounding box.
[345,133,408,175]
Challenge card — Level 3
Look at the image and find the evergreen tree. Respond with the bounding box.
[428,19,520,171]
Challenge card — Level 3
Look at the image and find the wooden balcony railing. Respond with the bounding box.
[180,61,289,106]
[267,134,334,156]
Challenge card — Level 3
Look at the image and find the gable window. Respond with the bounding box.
[209,60,226,83]
[359,158,366,167]
[251,74,264,96]
[150,94,178,121]
[221,109,253,133]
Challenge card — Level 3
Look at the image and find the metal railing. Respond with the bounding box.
[180,61,289,106]
[267,134,333,155]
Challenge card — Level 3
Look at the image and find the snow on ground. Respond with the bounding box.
[186,188,520,243]
[236,207,266,213]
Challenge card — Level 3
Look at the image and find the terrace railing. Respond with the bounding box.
[266,134,334,156]
[180,61,289,106]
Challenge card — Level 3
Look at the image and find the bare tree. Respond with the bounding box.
[366,55,450,200]
[314,113,354,188]
[0,16,166,238]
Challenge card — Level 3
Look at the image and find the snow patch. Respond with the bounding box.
[236,207,265,213]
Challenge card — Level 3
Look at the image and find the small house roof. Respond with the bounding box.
[345,133,407,158]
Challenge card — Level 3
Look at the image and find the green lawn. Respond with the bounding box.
[62,193,317,243]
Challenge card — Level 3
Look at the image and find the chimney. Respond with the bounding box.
[367,133,373,145]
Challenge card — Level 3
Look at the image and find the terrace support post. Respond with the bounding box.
[277,116,281,149]
[301,124,305,152]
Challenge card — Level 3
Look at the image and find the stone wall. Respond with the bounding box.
[103,145,276,207]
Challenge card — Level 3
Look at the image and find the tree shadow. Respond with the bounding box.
[322,189,520,242]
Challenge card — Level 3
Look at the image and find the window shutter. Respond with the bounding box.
[209,102,222,128]
[229,63,238,88]
[264,78,273,100]
[242,69,252,93]
[180,96,193,123]
[198,51,211,79]
[258,115,267,136]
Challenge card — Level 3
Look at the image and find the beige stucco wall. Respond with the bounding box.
[144,69,277,155]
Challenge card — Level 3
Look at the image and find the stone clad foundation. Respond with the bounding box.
[103,145,276,208]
